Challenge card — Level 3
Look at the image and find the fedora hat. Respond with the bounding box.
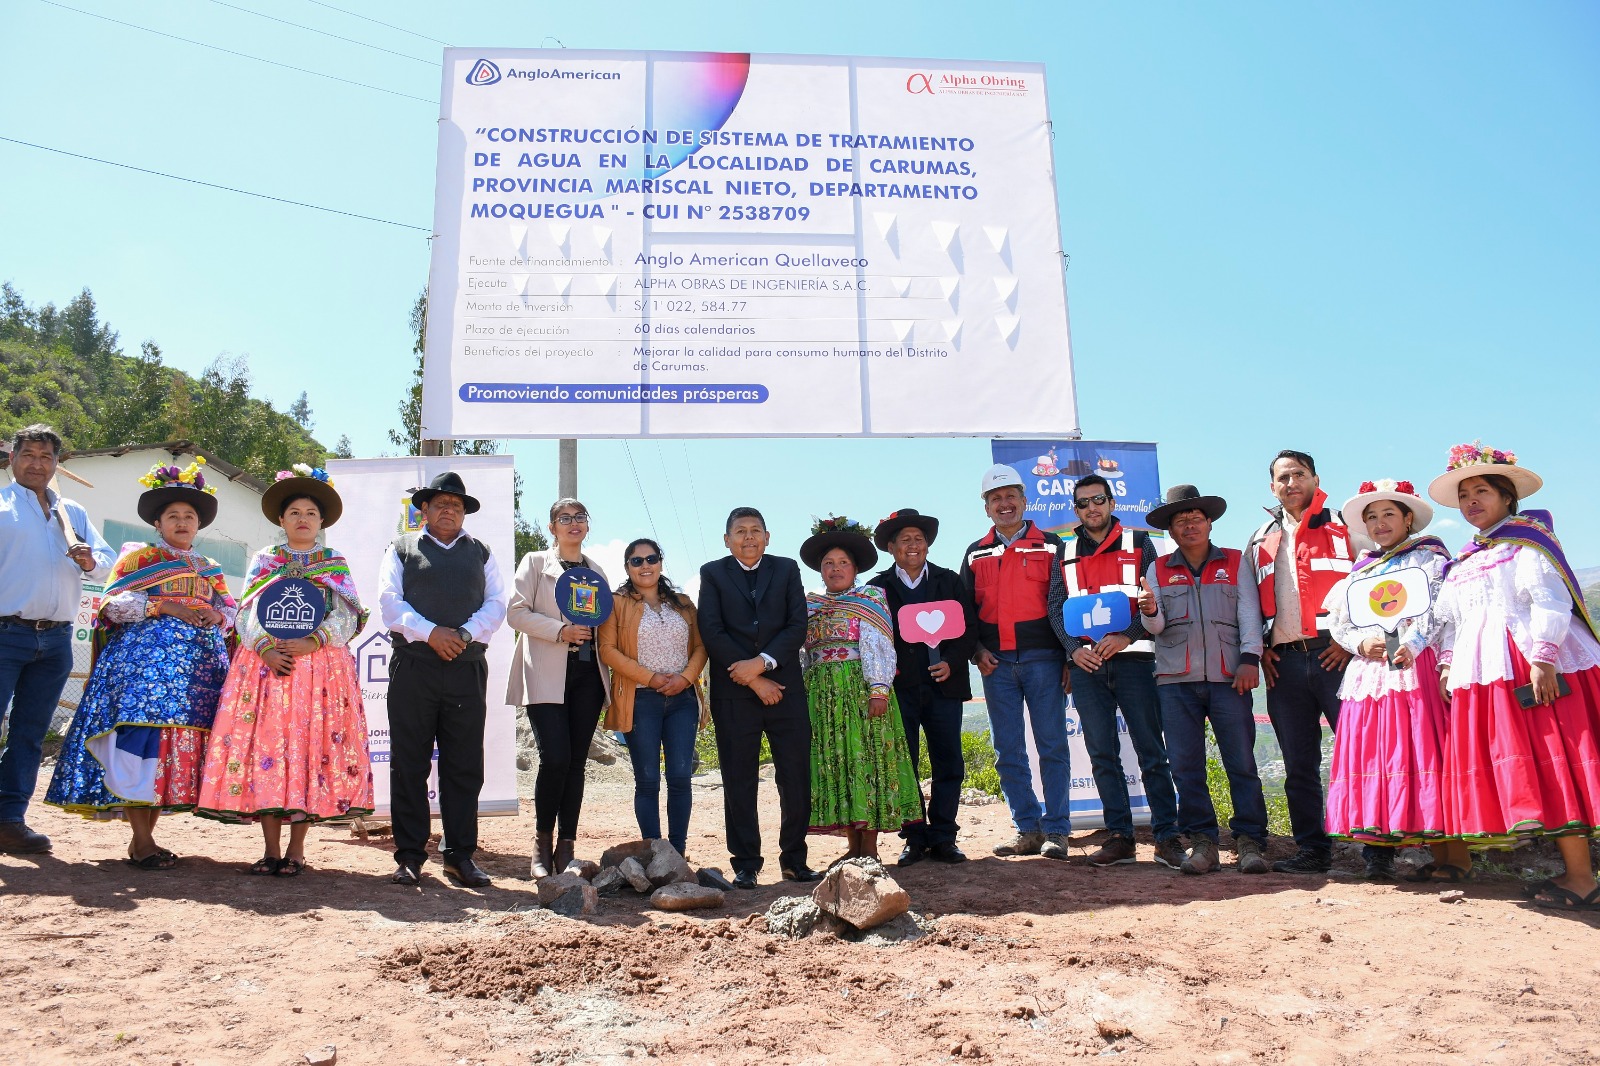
[1341,478,1433,534]
[872,507,940,550]
[1145,484,1226,531]
[1427,442,1541,508]
[261,465,344,527]
[409,470,480,514]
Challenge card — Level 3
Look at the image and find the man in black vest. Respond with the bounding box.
[697,506,817,889]
[378,472,508,888]
[868,508,977,866]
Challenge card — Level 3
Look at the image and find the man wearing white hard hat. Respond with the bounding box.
[959,464,1074,860]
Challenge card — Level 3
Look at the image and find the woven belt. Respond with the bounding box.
[811,644,861,663]
[0,616,70,630]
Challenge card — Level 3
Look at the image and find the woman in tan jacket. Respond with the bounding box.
[506,498,611,878]
[598,537,707,856]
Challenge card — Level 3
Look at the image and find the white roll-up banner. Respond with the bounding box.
[422,49,1077,439]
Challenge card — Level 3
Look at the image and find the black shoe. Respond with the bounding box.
[898,843,928,867]
[1271,849,1333,874]
[391,862,422,886]
[781,864,823,883]
[928,842,969,864]
[0,821,51,855]
[443,856,492,888]
[731,869,758,890]
[1363,850,1396,880]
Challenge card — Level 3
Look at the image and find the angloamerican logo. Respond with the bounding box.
[466,58,501,86]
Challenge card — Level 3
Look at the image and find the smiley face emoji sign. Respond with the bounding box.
[1346,566,1431,633]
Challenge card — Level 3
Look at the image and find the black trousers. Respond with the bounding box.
[711,692,810,874]
[526,650,607,838]
[388,648,488,868]
[895,682,965,847]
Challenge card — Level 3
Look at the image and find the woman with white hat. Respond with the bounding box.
[1429,443,1600,910]
[1322,478,1466,881]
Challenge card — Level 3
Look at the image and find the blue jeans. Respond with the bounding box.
[1266,643,1343,853]
[626,688,699,853]
[982,648,1071,835]
[1070,656,1179,843]
[1158,681,1267,843]
[0,622,74,823]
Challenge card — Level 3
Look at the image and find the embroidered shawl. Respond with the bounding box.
[239,544,369,632]
[1444,511,1598,644]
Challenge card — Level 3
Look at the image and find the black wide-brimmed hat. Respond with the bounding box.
[135,458,219,528]
[872,507,940,551]
[410,470,480,514]
[800,515,879,572]
[1145,484,1227,531]
[261,467,344,527]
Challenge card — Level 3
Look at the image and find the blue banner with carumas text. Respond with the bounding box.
[989,439,1161,535]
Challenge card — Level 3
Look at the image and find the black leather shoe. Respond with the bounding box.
[1271,848,1332,874]
[391,862,422,886]
[443,856,492,888]
[731,869,758,890]
[0,821,51,855]
[898,843,928,867]
[781,864,823,883]
[928,842,969,864]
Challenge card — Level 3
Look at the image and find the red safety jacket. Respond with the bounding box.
[1248,488,1354,639]
[1062,520,1152,653]
[961,521,1064,653]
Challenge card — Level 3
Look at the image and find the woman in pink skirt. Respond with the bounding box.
[195,467,373,876]
[1324,478,1468,881]
[1431,443,1600,911]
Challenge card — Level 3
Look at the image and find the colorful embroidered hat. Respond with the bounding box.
[800,514,879,571]
[261,464,344,527]
[136,457,219,528]
[1341,478,1433,533]
[1426,442,1542,507]
[872,507,939,550]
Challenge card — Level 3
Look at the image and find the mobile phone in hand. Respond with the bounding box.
[1513,674,1571,708]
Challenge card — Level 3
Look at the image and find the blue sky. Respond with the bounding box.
[4,2,1597,583]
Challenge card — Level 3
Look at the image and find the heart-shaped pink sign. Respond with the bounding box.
[897,599,966,646]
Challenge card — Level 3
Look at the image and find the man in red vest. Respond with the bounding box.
[1245,450,1357,874]
[1048,474,1181,869]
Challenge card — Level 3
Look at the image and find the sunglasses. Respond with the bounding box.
[627,553,662,567]
[554,512,590,525]
[1073,493,1112,509]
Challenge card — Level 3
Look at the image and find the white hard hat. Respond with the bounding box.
[980,464,1025,496]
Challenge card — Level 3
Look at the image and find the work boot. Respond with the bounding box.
[992,831,1045,857]
[1040,833,1073,862]
[553,838,576,874]
[1363,847,1396,880]
[530,829,554,880]
[1088,834,1137,867]
[1271,848,1332,874]
[1181,836,1219,875]
[0,821,51,855]
[1153,837,1186,871]
[1235,836,1269,875]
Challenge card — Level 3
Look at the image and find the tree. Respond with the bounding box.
[97,340,171,447]
[0,282,31,340]
[289,391,313,430]
[333,434,354,459]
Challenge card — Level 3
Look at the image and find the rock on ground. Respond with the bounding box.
[618,857,653,893]
[764,895,823,939]
[697,867,732,891]
[812,858,910,931]
[303,1047,337,1066]
[645,838,695,887]
[599,839,656,869]
[592,866,627,894]
[566,858,600,881]
[650,882,724,911]
[536,873,598,916]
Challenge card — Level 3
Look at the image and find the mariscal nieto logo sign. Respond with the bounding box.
[905,70,1031,97]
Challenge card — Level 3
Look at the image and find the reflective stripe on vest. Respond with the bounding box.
[1254,504,1354,640]
[1065,527,1151,653]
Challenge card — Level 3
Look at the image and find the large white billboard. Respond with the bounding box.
[422,49,1078,438]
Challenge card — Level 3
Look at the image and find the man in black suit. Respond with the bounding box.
[697,506,818,888]
[868,508,978,867]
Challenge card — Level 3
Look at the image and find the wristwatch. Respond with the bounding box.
[456,626,472,645]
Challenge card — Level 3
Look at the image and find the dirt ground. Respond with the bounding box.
[4,758,1600,1066]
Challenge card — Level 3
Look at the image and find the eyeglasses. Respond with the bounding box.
[554,512,590,526]
[627,553,662,567]
[1073,493,1111,509]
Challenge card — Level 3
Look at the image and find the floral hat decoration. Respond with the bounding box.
[260,462,344,527]
[799,513,879,572]
[136,456,220,527]
[1426,441,1542,508]
[1340,477,1434,533]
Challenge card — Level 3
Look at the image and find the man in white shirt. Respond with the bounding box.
[0,425,114,854]
[378,472,507,888]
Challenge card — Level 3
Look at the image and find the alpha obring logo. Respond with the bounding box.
[466,58,501,86]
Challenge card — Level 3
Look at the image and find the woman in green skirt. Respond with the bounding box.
[799,516,924,861]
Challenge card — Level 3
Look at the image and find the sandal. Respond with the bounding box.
[1530,882,1600,911]
[250,855,282,876]
[1403,862,1470,883]
[126,849,177,871]
[276,857,306,878]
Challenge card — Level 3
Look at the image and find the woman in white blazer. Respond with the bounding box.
[506,498,611,879]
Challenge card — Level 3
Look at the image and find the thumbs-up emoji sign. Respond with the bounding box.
[1137,576,1157,617]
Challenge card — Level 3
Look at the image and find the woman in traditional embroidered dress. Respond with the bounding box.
[1430,443,1600,911]
[45,460,234,869]
[1323,478,1470,881]
[598,538,708,856]
[195,466,373,876]
[799,516,922,861]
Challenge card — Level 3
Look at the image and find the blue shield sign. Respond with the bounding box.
[1061,592,1132,641]
[553,566,614,627]
[258,577,327,640]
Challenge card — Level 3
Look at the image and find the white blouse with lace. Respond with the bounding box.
[634,599,690,682]
[1432,524,1600,691]
[1326,542,1447,702]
